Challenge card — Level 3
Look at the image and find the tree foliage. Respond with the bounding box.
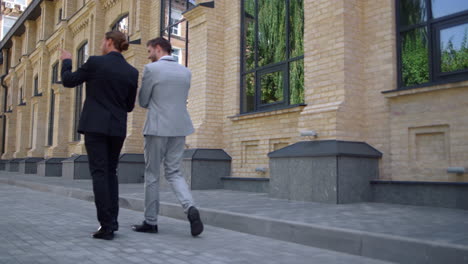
[441,29,468,73]
[243,0,304,109]
[401,28,429,86]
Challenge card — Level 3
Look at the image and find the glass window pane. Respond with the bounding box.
[163,0,187,37]
[289,59,304,105]
[401,27,430,86]
[440,23,468,73]
[4,17,16,27]
[432,0,468,19]
[188,0,197,9]
[48,91,55,146]
[261,71,284,104]
[34,76,38,95]
[289,0,304,58]
[170,10,182,36]
[163,1,189,65]
[172,47,182,64]
[242,73,255,112]
[399,0,427,27]
[113,16,128,35]
[258,0,286,67]
[244,0,256,71]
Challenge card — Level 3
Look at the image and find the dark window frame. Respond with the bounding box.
[396,0,468,90]
[33,75,42,96]
[159,0,195,67]
[240,0,305,114]
[18,86,25,106]
[51,62,59,84]
[73,42,87,142]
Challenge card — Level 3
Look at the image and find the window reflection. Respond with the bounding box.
[440,23,468,72]
[431,0,468,19]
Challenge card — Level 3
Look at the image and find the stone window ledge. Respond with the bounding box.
[383,80,468,98]
[228,104,306,121]
[221,177,269,181]
[371,179,468,186]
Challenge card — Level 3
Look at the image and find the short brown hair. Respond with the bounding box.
[146,37,172,54]
[105,31,129,52]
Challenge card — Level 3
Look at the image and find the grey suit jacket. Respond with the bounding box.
[139,56,194,137]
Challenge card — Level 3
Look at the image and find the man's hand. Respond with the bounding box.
[60,48,72,60]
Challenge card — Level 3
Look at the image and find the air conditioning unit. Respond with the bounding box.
[5,2,15,9]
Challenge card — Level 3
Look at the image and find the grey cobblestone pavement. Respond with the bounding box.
[1,172,468,246]
[0,184,393,264]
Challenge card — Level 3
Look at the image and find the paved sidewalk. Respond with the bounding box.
[0,184,392,264]
[1,172,467,245]
[1,171,468,263]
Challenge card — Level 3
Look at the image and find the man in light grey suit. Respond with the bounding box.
[132,37,203,237]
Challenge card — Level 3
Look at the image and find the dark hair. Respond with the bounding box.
[146,37,172,55]
[105,31,129,52]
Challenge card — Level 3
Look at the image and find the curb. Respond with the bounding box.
[1,177,467,264]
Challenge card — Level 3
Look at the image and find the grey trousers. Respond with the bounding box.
[143,136,195,225]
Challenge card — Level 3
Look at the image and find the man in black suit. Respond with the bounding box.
[60,31,138,240]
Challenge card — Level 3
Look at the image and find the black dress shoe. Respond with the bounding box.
[187,206,203,237]
[132,221,158,233]
[92,226,114,240]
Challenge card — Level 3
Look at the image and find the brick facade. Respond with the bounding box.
[0,0,467,182]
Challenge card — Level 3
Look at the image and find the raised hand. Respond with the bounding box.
[59,48,72,60]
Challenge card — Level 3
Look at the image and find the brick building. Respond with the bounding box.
[0,0,467,208]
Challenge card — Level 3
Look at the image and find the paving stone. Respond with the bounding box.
[0,184,391,264]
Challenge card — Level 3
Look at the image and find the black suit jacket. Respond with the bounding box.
[61,51,138,137]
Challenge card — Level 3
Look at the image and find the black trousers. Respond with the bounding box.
[84,132,125,229]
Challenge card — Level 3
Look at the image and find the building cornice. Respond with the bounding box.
[100,0,119,11]
[67,2,94,37]
[29,44,46,65]
[45,28,66,53]
[69,15,90,37]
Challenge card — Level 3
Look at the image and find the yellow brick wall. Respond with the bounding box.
[183,0,468,182]
[361,0,395,179]
[385,82,468,182]
[0,0,152,159]
[2,0,467,183]
[184,0,226,150]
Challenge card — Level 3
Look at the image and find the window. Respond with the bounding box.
[33,76,40,96]
[4,0,26,6]
[2,16,17,39]
[170,10,182,36]
[30,104,37,148]
[18,86,24,105]
[73,43,88,141]
[52,62,59,83]
[48,62,58,146]
[112,15,129,35]
[160,0,195,67]
[47,91,55,146]
[172,47,182,64]
[241,0,304,113]
[397,0,468,89]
